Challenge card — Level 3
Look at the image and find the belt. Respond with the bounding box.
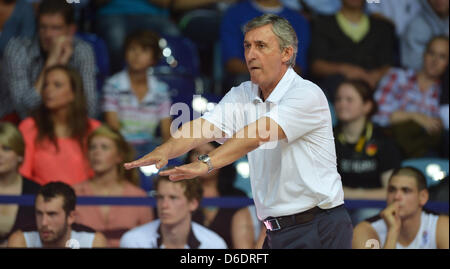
[263,206,324,232]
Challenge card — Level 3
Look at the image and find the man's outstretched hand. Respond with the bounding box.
[123,149,168,170]
[159,162,209,181]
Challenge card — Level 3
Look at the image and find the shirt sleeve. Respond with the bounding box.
[3,38,42,119]
[400,17,431,71]
[201,87,245,139]
[372,69,400,127]
[101,77,119,113]
[308,16,333,65]
[264,88,328,143]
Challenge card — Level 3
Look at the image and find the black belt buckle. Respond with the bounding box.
[263,218,281,231]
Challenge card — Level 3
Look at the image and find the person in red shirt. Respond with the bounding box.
[19,65,100,186]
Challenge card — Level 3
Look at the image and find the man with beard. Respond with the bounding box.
[352,167,449,249]
[7,182,107,248]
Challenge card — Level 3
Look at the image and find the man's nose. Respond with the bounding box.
[41,215,50,226]
[393,191,402,201]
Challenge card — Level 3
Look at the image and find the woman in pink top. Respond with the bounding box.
[74,125,154,247]
[19,65,100,186]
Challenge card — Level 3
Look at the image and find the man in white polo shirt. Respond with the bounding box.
[125,14,353,249]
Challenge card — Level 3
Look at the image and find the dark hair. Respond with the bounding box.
[37,0,75,25]
[33,65,89,152]
[336,79,378,119]
[124,30,162,63]
[36,182,77,216]
[389,166,428,191]
[154,171,203,203]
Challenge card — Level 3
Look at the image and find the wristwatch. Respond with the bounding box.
[197,154,214,173]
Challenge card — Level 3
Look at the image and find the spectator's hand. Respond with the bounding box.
[340,64,370,81]
[58,36,74,65]
[158,162,209,181]
[380,202,401,233]
[413,114,443,135]
[123,148,168,170]
[46,36,73,66]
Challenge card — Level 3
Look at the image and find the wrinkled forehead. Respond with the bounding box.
[244,24,277,43]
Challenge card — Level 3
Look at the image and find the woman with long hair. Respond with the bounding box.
[73,125,154,247]
[19,65,100,185]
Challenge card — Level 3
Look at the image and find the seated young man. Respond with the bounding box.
[352,167,449,249]
[120,175,227,249]
[8,182,107,248]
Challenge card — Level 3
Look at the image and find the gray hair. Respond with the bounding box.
[244,14,298,67]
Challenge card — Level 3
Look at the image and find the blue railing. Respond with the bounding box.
[0,195,448,213]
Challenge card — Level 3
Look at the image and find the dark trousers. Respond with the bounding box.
[262,205,353,249]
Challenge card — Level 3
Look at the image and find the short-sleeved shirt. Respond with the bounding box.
[19,118,101,186]
[372,68,441,127]
[334,122,402,188]
[220,0,311,73]
[102,69,172,145]
[73,180,153,247]
[202,67,344,220]
[309,14,395,71]
[120,220,227,249]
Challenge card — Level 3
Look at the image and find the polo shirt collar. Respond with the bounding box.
[251,67,296,104]
[156,223,200,249]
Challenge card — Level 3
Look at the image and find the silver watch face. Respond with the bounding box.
[198,154,210,162]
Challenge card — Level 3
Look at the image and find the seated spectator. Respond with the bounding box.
[0,0,36,122]
[120,174,227,249]
[19,65,101,186]
[401,0,449,71]
[366,0,421,38]
[2,0,97,120]
[333,79,402,225]
[7,182,107,248]
[372,36,449,158]
[0,122,40,247]
[188,142,255,249]
[220,0,310,93]
[102,30,172,158]
[352,167,449,249]
[73,125,154,247]
[92,0,180,73]
[309,0,395,98]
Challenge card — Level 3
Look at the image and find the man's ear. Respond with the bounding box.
[419,189,429,207]
[67,210,76,226]
[282,46,294,64]
[189,199,199,213]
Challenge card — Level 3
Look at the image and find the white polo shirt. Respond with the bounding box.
[120,220,227,249]
[202,67,344,220]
